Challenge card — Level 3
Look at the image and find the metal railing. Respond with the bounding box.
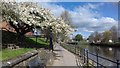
[75,46,120,68]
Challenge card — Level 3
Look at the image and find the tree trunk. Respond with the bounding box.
[49,31,53,51]
[17,33,25,47]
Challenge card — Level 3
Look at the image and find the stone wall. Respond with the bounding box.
[2,50,39,68]
[2,49,54,68]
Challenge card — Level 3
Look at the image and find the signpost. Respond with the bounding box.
[34,28,41,46]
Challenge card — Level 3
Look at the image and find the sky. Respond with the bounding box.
[6,0,120,2]
[38,2,118,38]
[3,0,119,38]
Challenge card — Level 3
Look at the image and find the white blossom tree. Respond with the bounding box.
[1,2,74,44]
[1,2,54,42]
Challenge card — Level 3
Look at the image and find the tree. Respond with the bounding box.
[41,17,74,42]
[74,34,83,41]
[61,10,72,25]
[94,31,102,43]
[60,10,74,42]
[88,33,94,43]
[102,30,112,43]
[110,26,118,43]
[1,2,74,47]
[1,2,54,43]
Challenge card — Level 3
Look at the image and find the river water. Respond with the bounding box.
[83,45,120,66]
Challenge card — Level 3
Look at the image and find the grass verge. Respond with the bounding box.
[0,48,34,61]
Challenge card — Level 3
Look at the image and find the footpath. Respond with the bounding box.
[51,43,78,66]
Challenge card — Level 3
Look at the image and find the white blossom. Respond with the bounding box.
[2,2,74,38]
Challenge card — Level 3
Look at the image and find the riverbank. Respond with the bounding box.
[60,41,120,67]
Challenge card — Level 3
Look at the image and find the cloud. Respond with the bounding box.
[70,3,117,34]
[38,3,65,17]
[38,2,118,38]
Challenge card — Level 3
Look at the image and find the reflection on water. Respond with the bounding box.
[84,45,120,66]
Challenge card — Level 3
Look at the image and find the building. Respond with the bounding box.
[0,22,16,32]
[0,22,33,35]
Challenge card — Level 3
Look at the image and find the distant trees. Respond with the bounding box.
[88,33,94,43]
[74,34,83,41]
[88,31,102,43]
[102,30,112,43]
[88,26,118,43]
[94,31,102,43]
[110,26,118,43]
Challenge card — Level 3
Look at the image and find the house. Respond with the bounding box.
[0,22,33,35]
[0,22,16,33]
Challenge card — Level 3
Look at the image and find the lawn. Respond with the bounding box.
[25,37,49,48]
[1,37,49,61]
[27,37,49,45]
[2,31,49,61]
[0,48,34,61]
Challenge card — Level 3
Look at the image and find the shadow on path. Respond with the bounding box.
[51,44,77,66]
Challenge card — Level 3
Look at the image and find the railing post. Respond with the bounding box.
[86,50,89,66]
[96,51,98,68]
[84,49,86,63]
[75,44,76,54]
[116,59,119,68]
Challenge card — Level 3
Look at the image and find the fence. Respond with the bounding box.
[75,46,120,68]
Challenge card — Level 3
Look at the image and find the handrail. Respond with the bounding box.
[76,46,120,68]
[87,50,120,64]
[87,56,106,67]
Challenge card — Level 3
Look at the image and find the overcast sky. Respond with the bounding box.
[38,2,118,38]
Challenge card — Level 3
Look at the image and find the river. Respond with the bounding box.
[82,44,120,66]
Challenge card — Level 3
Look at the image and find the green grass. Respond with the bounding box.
[0,38,49,61]
[26,37,49,45]
[61,41,89,55]
[2,30,49,61]
[29,38,49,45]
[0,48,34,61]
[61,43,76,54]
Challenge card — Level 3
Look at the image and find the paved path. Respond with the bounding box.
[52,43,78,66]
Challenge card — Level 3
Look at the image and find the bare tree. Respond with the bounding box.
[102,30,112,43]
[61,10,73,26]
[88,33,94,43]
[94,31,102,43]
[60,10,74,42]
[110,26,118,43]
